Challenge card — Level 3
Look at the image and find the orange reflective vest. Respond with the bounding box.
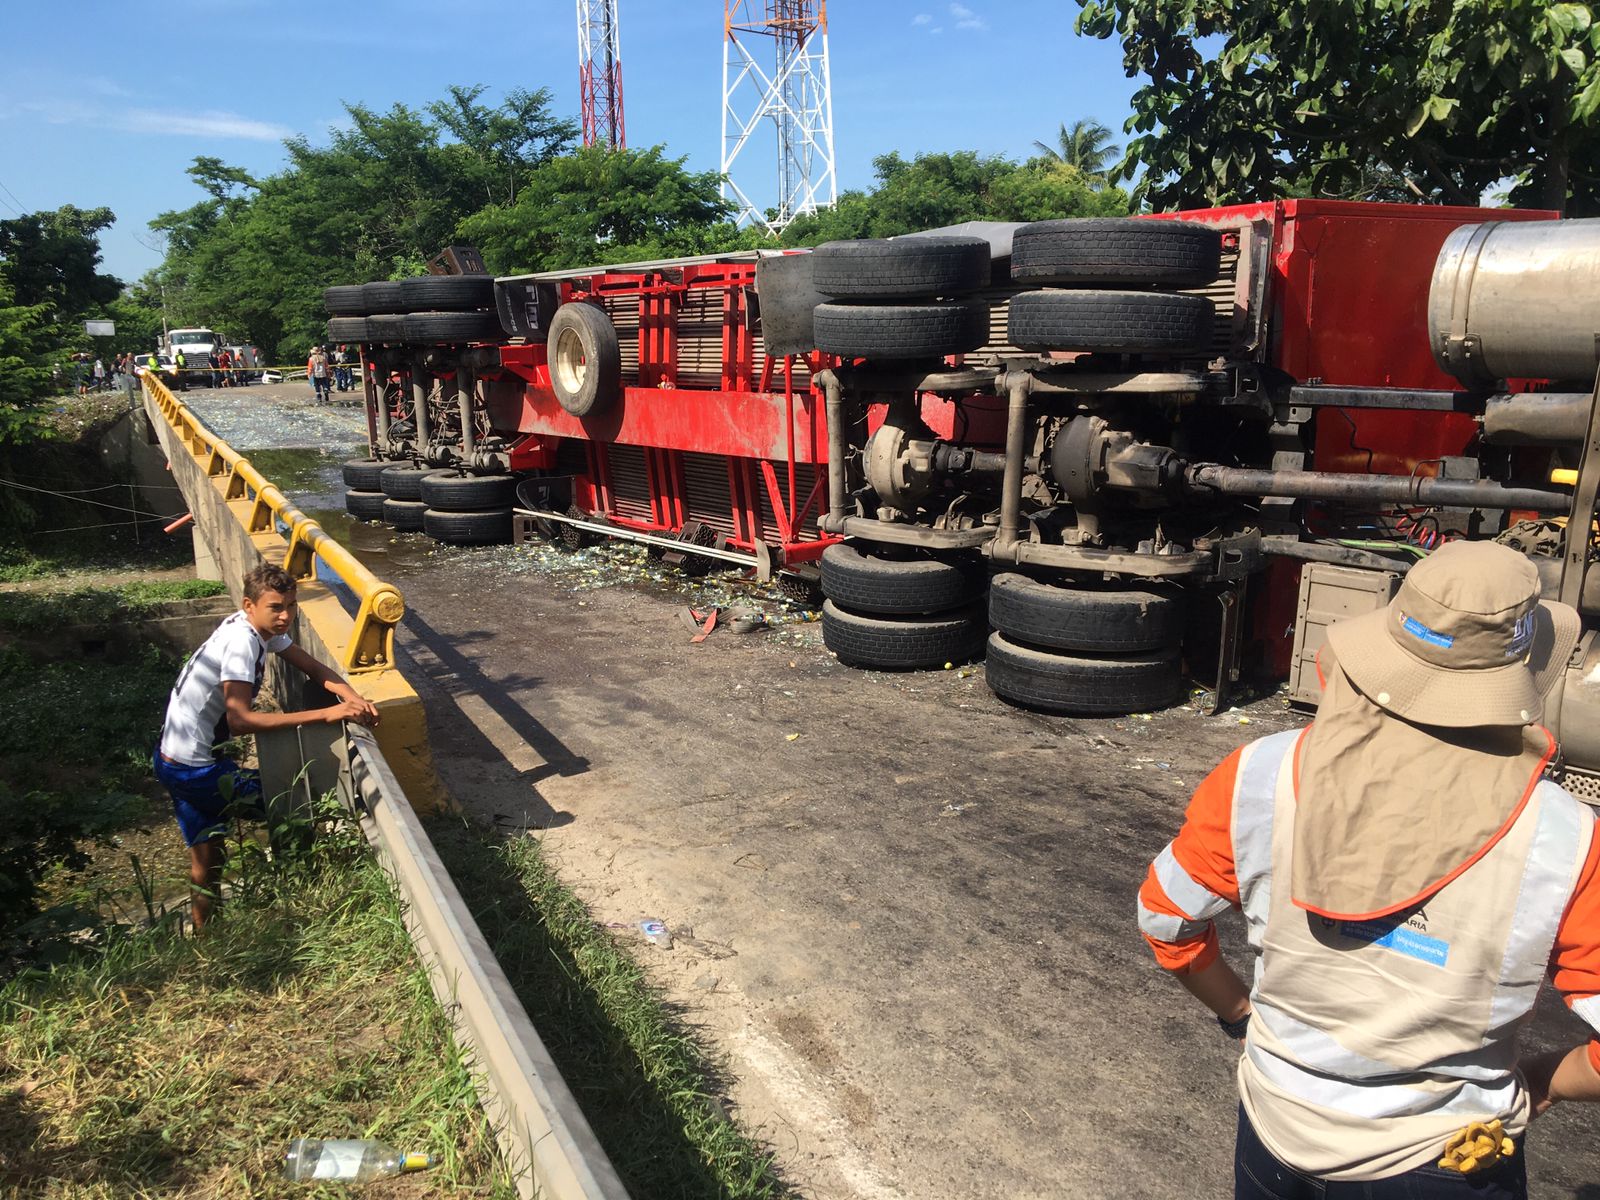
[1140,728,1600,1179]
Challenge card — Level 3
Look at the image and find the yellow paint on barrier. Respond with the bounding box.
[143,375,450,815]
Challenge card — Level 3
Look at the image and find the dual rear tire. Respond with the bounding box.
[819,542,987,670]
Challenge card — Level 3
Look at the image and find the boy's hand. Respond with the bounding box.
[325,696,380,727]
[326,682,381,725]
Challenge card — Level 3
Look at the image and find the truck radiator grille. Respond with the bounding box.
[681,452,738,541]
[602,443,653,522]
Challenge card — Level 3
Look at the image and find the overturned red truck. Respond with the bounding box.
[327,202,1600,792]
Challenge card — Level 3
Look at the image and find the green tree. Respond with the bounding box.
[780,151,1128,244]
[1032,119,1120,181]
[152,87,579,359]
[1075,0,1600,213]
[0,205,121,321]
[462,146,736,273]
[0,276,52,446]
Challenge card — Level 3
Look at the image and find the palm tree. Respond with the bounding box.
[1033,119,1119,183]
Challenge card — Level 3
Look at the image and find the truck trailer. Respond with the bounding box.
[323,202,1600,794]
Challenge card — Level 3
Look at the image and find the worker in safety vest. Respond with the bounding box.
[1139,541,1600,1197]
[172,349,188,391]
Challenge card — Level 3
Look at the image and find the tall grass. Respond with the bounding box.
[0,806,514,1198]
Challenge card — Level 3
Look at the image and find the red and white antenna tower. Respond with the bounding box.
[722,1,837,233]
[577,0,626,150]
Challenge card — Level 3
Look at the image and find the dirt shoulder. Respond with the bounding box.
[186,387,1600,1200]
[383,546,1600,1200]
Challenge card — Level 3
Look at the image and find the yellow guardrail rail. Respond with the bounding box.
[143,373,402,674]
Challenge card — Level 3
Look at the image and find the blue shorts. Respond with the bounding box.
[153,751,265,846]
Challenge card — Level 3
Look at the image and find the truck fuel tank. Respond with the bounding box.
[1430,218,1600,387]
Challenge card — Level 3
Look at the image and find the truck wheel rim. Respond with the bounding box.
[554,328,588,395]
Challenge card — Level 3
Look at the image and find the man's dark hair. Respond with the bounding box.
[243,563,297,601]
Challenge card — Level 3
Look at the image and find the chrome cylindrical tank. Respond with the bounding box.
[1428,218,1600,386]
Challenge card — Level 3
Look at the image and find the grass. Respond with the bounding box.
[0,807,515,1198]
[432,822,786,1200]
[0,579,227,631]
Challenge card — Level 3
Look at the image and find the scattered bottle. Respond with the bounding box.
[283,1138,432,1182]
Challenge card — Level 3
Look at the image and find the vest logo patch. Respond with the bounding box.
[1339,918,1450,968]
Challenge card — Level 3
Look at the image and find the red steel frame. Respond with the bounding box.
[483,259,835,567]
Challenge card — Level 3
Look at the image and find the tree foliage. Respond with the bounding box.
[1032,119,1120,182]
[780,151,1129,244]
[463,146,737,273]
[0,276,53,446]
[0,206,121,320]
[1075,0,1600,213]
[153,86,576,360]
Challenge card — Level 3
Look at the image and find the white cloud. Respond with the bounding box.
[9,99,290,142]
[949,1,988,30]
[911,12,931,24]
[115,109,292,141]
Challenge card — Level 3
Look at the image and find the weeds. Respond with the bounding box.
[433,821,786,1200]
[0,795,515,1198]
[0,579,226,631]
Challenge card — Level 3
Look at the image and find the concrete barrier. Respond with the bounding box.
[140,377,445,812]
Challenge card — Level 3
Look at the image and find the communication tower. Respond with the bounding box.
[721,1,837,233]
[577,0,626,150]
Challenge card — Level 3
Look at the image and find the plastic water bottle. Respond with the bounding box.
[283,1138,432,1182]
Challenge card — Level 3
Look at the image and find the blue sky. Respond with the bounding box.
[1,0,1140,283]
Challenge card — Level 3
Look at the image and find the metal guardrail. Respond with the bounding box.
[143,375,403,673]
[339,726,631,1200]
[149,377,631,1199]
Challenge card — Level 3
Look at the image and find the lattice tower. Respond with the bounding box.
[721,1,837,233]
[577,0,626,150]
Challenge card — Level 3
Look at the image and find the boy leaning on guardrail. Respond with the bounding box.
[152,562,380,929]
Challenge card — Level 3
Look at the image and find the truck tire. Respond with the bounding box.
[821,600,986,670]
[326,317,370,343]
[1007,290,1213,354]
[400,275,494,312]
[820,543,985,615]
[420,471,518,511]
[382,498,429,532]
[342,458,390,490]
[324,285,367,316]
[366,314,408,343]
[379,464,436,501]
[984,633,1184,715]
[1010,218,1223,287]
[548,302,622,417]
[344,488,387,521]
[423,507,513,546]
[362,281,406,312]
[813,300,988,360]
[403,311,505,344]
[812,236,991,299]
[988,573,1184,653]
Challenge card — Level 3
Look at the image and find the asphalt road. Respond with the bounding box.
[184,383,1600,1200]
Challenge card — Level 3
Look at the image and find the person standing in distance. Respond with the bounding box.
[1138,541,1600,1197]
[153,562,379,927]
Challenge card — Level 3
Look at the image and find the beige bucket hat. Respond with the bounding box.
[1325,540,1581,727]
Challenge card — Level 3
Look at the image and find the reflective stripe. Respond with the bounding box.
[1571,994,1600,1037]
[1153,844,1230,922]
[1137,899,1208,943]
[1486,782,1591,1041]
[1246,1041,1516,1121]
[1253,997,1505,1084]
[1234,730,1297,941]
